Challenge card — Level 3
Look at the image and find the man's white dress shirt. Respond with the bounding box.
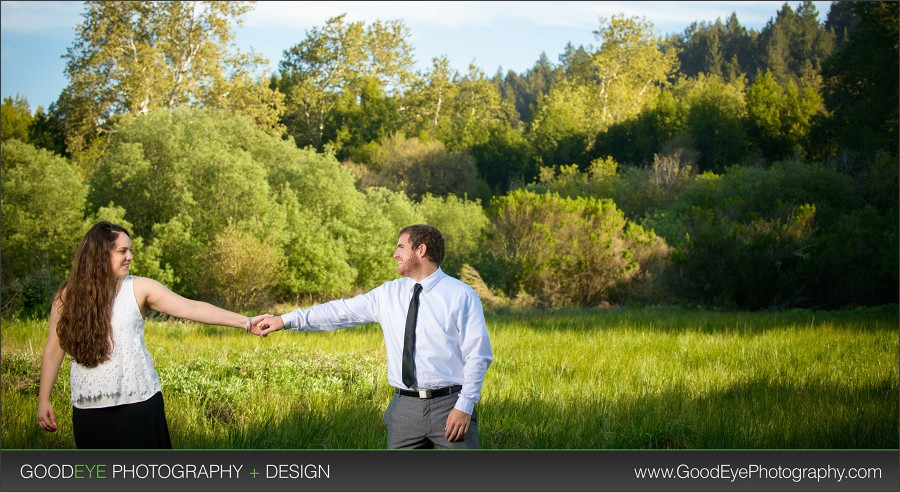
[282,268,493,414]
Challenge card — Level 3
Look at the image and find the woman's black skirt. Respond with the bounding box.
[72,391,172,449]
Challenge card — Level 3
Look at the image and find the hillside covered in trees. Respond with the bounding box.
[2,1,897,314]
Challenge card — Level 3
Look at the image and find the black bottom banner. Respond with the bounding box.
[2,450,897,492]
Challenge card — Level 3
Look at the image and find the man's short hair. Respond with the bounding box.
[399,224,445,267]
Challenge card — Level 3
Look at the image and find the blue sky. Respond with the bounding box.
[1,1,833,111]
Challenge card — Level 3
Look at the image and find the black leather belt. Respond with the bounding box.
[395,385,462,399]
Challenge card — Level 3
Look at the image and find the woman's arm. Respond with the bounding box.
[37,296,66,432]
[133,277,268,330]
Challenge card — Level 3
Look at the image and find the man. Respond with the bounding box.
[257,225,493,448]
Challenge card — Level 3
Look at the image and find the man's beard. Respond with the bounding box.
[399,254,422,278]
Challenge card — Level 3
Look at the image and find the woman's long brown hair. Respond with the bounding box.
[56,221,131,368]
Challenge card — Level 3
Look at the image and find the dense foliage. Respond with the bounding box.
[2,0,896,314]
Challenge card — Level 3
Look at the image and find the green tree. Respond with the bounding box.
[497,51,564,125]
[0,140,86,280]
[595,87,684,166]
[703,20,726,78]
[669,16,757,81]
[758,4,795,84]
[746,70,823,161]
[824,0,860,48]
[263,136,401,294]
[277,14,413,151]
[322,75,398,162]
[27,106,68,157]
[677,74,752,172]
[87,109,282,294]
[1,141,87,314]
[88,113,278,242]
[57,0,282,156]
[443,64,513,151]
[558,44,594,85]
[591,14,679,130]
[756,1,834,86]
[722,12,755,80]
[0,95,32,143]
[668,21,707,78]
[362,187,422,236]
[400,56,457,140]
[534,14,678,169]
[817,1,898,160]
[469,122,534,193]
[528,81,594,168]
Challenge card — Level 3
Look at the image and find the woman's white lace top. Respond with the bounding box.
[69,276,162,408]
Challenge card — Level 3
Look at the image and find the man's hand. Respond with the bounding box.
[445,408,471,442]
[256,315,286,337]
[248,314,273,335]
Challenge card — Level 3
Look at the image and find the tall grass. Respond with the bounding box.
[2,305,897,449]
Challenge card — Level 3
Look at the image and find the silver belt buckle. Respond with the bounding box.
[418,389,432,399]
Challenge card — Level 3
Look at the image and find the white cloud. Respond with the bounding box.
[1,1,829,38]
[245,1,656,31]
[244,1,821,33]
[246,1,497,30]
[0,0,83,35]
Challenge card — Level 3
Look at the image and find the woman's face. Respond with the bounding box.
[109,232,133,278]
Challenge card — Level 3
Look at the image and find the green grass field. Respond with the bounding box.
[2,305,897,449]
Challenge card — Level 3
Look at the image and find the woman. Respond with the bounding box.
[37,221,269,448]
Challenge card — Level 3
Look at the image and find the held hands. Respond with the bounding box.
[240,314,284,337]
[247,314,274,336]
[253,315,285,337]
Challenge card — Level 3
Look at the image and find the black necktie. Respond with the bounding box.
[402,283,423,389]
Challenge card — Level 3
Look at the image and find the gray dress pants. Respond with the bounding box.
[384,390,479,449]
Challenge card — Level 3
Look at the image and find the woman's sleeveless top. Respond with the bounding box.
[69,276,162,408]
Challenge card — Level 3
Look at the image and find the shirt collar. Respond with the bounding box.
[409,267,445,294]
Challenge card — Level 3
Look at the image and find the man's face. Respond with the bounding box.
[393,233,423,278]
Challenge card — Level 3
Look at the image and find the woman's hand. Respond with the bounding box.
[37,399,57,432]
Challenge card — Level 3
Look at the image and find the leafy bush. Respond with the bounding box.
[469,123,535,194]
[362,187,421,232]
[484,189,670,307]
[1,140,86,297]
[526,152,696,224]
[195,221,286,310]
[664,203,819,308]
[361,133,480,200]
[655,161,889,308]
[806,205,899,307]
[0,270,64,318]
[416,193,489,277]
[87,109,402,301]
